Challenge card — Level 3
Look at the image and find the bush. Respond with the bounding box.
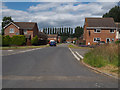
[11,35,26,46]
[2,35,11,46]
[39,40,47,45]
[115,40,120,44]
[31,35,39,45]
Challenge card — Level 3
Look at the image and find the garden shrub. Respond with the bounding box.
[115,40,120,44]
[2,35,11,46]
[11,35,26,46]
[31,35,39,45]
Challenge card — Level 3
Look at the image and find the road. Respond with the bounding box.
[2,44,118,88]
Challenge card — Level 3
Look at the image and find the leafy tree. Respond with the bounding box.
[43,28,46,34]
[55,27,57,34]
[74,26,83,38]
[2,16,14,35]
[103,6,120,22]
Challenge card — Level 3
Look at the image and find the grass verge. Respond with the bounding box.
[83,43,119,76]
[68,44,91,49]
[1,45,49,50]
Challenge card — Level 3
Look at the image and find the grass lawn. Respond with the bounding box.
[68,44,91,49]
[1,45,49,50]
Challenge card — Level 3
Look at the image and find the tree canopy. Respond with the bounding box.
[1,16,14,35]
[74,26,83,38]
[103,6,120,22]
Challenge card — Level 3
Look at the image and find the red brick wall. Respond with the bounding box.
[85,29,116,45]
[33,23,39,37]
[4,24,20,37]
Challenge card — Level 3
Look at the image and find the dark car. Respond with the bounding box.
[49,41,56,46]
[97,41,105,45]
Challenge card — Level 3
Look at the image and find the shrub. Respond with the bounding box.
[2,35,11,46]
[31,35,39,45]
[115,40,120,44]
[11,35,26,46]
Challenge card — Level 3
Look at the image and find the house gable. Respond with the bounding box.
[4,23,20,37]
[4,22,20,29]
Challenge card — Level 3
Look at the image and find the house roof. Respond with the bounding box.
[14,22,36,29]
[85,18,116,29]
[48,34,58,38]
[4,22,37,29]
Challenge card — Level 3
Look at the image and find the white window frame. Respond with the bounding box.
[110,29,115,33]
[93,37,101,42]
[24,29,27,34]
[9,28,14,33]
[94,29,101,33]
[106,38,110,43]
[112,38,114,42]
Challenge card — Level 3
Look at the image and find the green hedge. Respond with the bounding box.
[2,35,11,46]
[115,40,120,44]
[11,35,26,46]
[31,35,39,45]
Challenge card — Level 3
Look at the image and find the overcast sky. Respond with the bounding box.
[0,1,119,31]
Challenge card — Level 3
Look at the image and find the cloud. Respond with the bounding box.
[2,2,118,30]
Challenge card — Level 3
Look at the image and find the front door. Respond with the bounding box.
[106,38,110,43]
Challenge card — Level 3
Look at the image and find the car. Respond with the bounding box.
[49,41,56,46]
[97,41,105,45]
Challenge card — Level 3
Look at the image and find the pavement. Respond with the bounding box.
[2,44,118,88]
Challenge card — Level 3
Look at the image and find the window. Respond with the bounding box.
[110,29,114,33]
[24,30,27,34]
[94,29,101,33]
[119,30,120,34]
[9,28,14,33]
[94,38,100,42]
[112,38,114,42]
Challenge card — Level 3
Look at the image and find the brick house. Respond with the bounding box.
[115,23,120,41]
[4,22,39,39]
[48,34,61,43]
[83,18,116,45]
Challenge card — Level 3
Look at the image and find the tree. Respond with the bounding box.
[2,16,14,35]
[103,6,120,22]
[74,26,83,38]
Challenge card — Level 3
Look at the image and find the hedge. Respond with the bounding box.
[2,35,11,46]
[11,35,26,46]
[31,35,39,45]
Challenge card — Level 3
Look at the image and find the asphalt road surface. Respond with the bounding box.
[2,44,118,88]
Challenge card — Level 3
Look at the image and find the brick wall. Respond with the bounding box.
[85,29,116,45]
[4,24,20,37]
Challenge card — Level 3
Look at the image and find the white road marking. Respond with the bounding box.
[75,51,84,59]
[69,48,80,61]
[3,48,42,56]
[8,50,13,52]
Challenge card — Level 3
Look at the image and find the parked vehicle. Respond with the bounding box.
[97,41,105,45]
[49,40,56,46]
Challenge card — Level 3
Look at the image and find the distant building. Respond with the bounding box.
[83,17,116,45]
[48,34,61,43]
